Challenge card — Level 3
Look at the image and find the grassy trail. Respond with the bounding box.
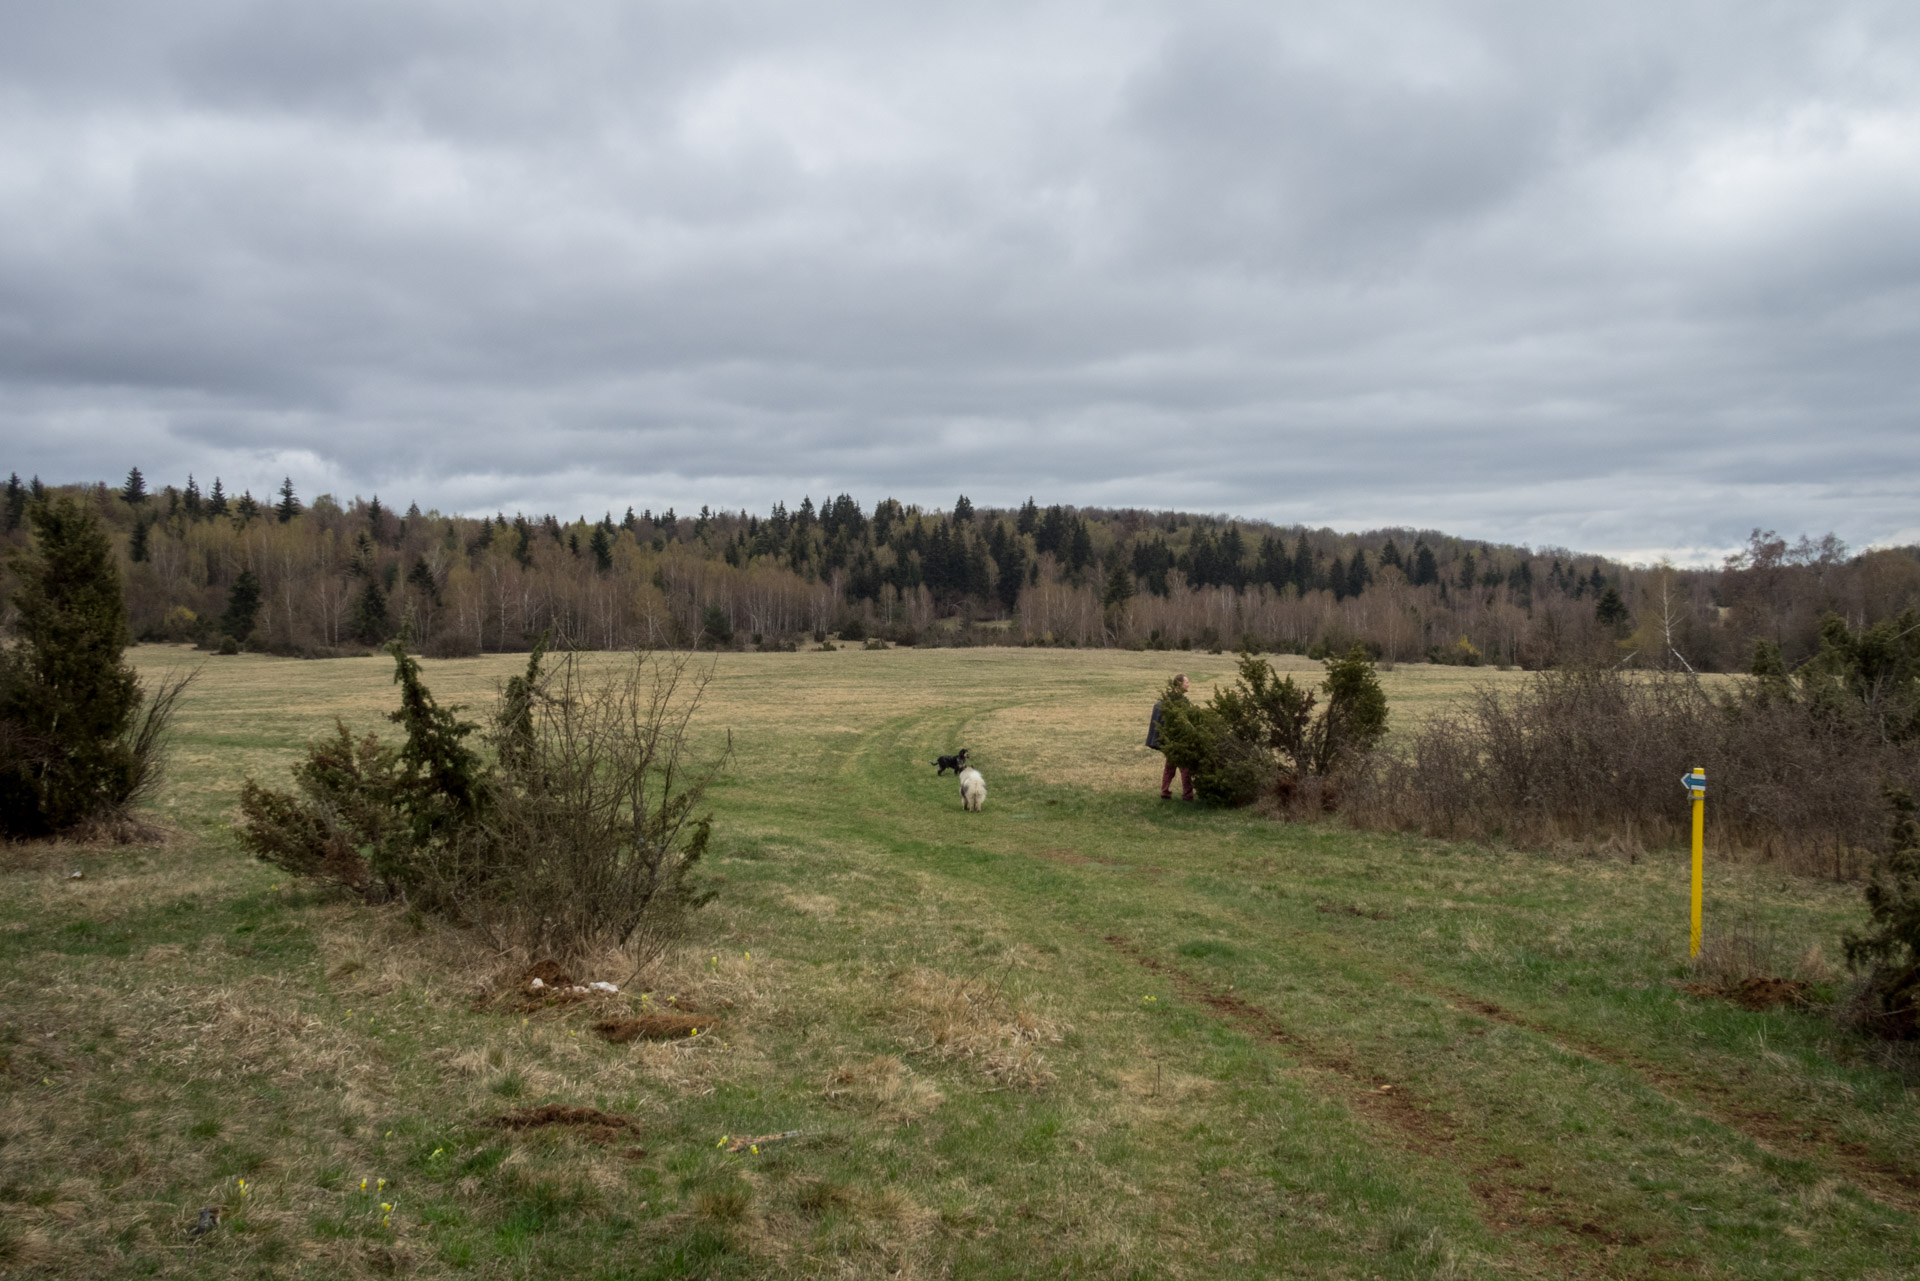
[1,647,1914,1278]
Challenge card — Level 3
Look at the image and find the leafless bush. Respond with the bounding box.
[466,649,728,966]
[1347,668,1916,876]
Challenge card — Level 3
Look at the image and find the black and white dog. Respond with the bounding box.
[932,748,970,776]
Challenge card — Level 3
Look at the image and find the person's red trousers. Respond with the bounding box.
[1160,759,1193,800]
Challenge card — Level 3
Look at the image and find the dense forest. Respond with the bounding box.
[4,469,1917,672]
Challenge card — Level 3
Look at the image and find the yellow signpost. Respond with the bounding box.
[1683,766,1706,956]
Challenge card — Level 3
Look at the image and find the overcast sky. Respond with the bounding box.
[3,2,1917,562]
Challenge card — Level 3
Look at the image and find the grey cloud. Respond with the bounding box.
[2,1,1918,561]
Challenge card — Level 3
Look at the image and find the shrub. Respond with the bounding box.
[238,642,726,963]
[1348,631,1920,873]
[0,495,193,837]
[1160,648,1389,809]
[1843,789,1920,1037]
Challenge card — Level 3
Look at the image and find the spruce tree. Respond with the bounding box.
[236,490,259,522]
[182,475,203,520]
[589,525,614,573]
[1411,542,1439,587]
[4,473,26,532]
[953,495,974,523]
[1596,585,1629,629]
[129,517,150,563]
[122,467,148,505]
[353,579,392,645]
[1102,561,1135,608]
[0,495,145,834]
[207,477,229,517]
[276,477,300,523]
[222,570,263,641]
[1016,498,1039,536]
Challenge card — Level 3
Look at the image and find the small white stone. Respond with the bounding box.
[529,977,545,990]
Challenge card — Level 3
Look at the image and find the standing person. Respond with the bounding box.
[1146,673,1195,801]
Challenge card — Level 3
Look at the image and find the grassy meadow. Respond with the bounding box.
[2,644,1915,1279]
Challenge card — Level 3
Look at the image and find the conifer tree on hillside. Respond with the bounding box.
[4,473,26,532]
[1411,541,1439,587]
[1102,561,1135,609]
[182,475,202,520]
[236,490,260,521]
[276,477,300,523]
[1017,497,1039,535]
[122,467,147,505]
[129,517,150,563]
[207,477,229,517]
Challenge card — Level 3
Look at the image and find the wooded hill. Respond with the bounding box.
[4,470,1917,672]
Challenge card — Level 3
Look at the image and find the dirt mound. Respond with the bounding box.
[593,1013,711,1043]
[1679,977,1813,1011]
[492,1105,643,1151]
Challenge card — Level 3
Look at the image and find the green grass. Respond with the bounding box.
[0,644,1913,1278]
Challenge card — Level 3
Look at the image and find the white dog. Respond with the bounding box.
[957,766,986,812]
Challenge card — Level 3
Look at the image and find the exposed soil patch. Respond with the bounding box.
[492,1104,645,1155]
[1315,902,1394,921]
[1678,976,1814,1011]
[1032,847,1166,875]
[1099,932,1614,1277]
[593,1013,711,1043]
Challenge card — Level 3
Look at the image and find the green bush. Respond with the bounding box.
[1843,788,1920,1038]
[238,641,725,962]
[1159,648,1389,808]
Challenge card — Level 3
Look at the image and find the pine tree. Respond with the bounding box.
[276,477,300,523]
[0,495,145,834]
[122,467,148,505]
[222,570,262,641]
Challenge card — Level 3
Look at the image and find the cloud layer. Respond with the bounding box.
[4,1,1918,560]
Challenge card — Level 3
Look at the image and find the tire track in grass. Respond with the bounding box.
[1396,976,1920,1218]
[1173,853,1920,1222]
[1098,932,1626,1279]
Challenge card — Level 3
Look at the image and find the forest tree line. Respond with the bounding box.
[3,468,1917,672]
